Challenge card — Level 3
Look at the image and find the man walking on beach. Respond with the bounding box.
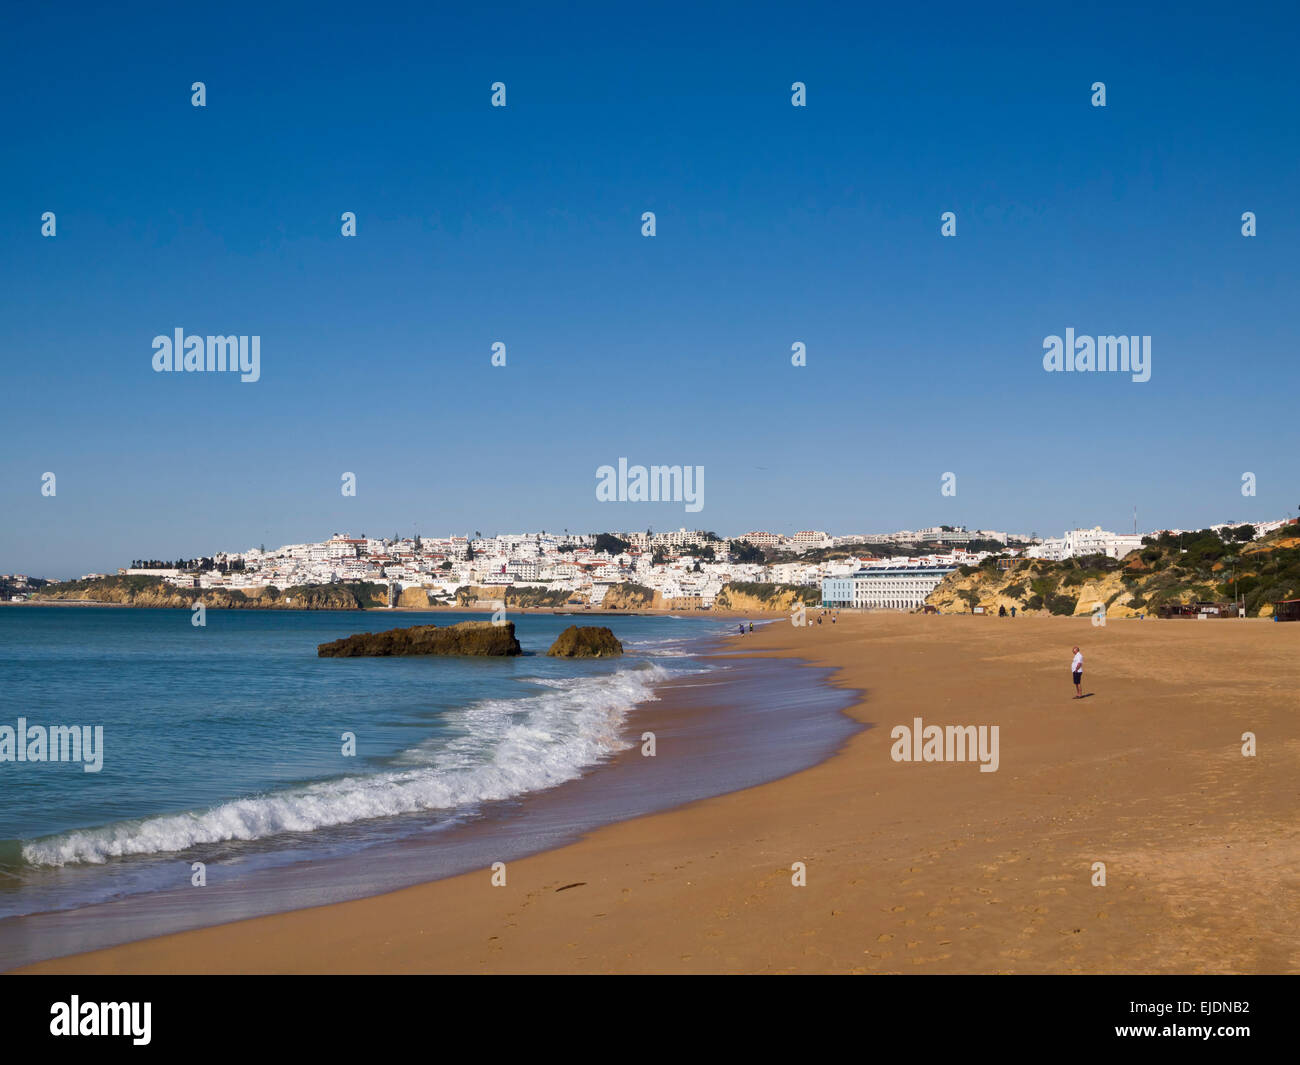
[1071,645,1084,699]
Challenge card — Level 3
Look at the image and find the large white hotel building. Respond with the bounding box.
[821,563,958,610]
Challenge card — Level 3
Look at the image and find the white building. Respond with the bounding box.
[738,531,786,548]
[822,565,957,610]
[1026,527,1143,561]
[788,530,831,551]
[918,526,972,544]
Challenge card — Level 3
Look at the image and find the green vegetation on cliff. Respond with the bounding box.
[932,524,1300,618]
[454,585,575,608]
[715,582,821,609]
[602,583,655,608]
[33,576,389,610]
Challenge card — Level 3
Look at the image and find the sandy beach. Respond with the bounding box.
[18,612,1300,975]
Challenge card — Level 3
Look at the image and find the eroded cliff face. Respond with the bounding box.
[34,578,388,610]
[930,565,1145,618]
[712,584,819,614]
[598,584,658,611]
[396,587,434,609]
[453,585,575,609]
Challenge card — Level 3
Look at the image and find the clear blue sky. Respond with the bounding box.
[3,1,1297,576]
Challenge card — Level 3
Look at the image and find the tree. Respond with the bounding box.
[594,533,632,555]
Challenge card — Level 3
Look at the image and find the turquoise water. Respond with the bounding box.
[0,607,731,919]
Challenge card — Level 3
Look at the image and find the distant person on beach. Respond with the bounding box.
[1071,646,1084,699]
[1010,606,1016,618]
[748,622,754,633]
[998,605,1006,617]
[738,624,744,636]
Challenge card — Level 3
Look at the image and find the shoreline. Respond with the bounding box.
[1,600,778,620]
[14,612,1300,974]
[0,625,856,971]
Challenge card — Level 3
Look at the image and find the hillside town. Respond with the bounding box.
[8,516,1287,610]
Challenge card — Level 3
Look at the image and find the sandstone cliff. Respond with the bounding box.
[597,584,657,611]
[34,576,389,610]
[928,565,1144,618]
[712,583,821,614]
[926,528,1300,618]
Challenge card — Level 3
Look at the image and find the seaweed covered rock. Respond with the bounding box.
[318,620,522,657]
[545,625,623,658]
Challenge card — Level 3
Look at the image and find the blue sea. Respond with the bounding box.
[0,606,857,968]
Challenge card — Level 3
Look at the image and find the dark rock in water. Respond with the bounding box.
[318,620,522,657]
[546,625,623,658]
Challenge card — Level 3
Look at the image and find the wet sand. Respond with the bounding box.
[18,612,1300,974]
[0,648,856,970]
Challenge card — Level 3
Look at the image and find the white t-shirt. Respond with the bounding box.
[1071,652,1084,673]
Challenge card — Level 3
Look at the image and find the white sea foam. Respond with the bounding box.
[22,663,668,867]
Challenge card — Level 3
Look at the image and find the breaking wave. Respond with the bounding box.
[21,663,667,867]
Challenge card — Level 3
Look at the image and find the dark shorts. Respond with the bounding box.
[1072,670,1083,684]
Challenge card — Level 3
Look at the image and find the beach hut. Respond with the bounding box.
[1273,599,1300,622]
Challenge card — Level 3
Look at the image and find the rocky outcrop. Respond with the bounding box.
[928,565,1144,617]
[396,587,434,609]
[713,583,820,613]
[597,584,657,611]
[318,620,522,657]
[454,585,576,609]
[546,625,623,657]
